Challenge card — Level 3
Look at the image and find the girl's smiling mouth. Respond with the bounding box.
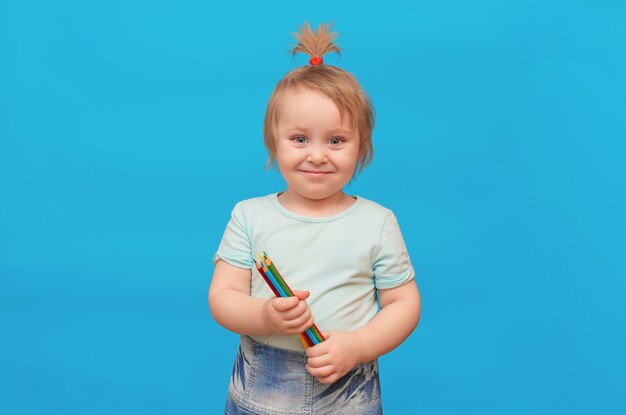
[300,170,332,176]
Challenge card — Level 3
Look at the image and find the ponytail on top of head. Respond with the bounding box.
[289,21,341,64]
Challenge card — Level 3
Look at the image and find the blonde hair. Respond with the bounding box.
[263,22,375,178]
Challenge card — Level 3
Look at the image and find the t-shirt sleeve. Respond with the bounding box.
[212,201,253,269]
[372,210,415,290]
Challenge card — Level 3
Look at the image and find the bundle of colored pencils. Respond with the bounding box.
[253,251,326,349]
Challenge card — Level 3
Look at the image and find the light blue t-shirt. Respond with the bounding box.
[212,192,415,351]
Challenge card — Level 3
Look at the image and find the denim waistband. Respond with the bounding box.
[226,335,382,415]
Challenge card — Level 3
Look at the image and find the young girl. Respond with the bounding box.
[209,22,421,414]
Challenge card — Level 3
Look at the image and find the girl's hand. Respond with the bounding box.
[261,290,314,336]
[305,330,363,384]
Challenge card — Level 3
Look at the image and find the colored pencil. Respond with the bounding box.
[258,254,321,346]
[262,256,322,345]
[254,261,314,349]
[263,252,327,343]
[253,258,315,348]
[263,254,325,344]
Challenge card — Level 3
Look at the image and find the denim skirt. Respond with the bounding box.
[224,336,382,415]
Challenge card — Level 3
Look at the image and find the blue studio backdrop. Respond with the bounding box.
[1,1,625,414]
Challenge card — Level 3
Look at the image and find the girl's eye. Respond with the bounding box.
[293,136,307,143]
[329,137,343,145]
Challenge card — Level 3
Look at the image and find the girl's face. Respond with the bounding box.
[275,87,360,207]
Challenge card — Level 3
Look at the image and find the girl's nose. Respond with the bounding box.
[307,153,329,164]
[307,145,328,164]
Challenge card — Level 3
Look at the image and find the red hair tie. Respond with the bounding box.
[310,56,324,66]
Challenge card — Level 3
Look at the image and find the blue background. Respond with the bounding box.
[2,1,625,413]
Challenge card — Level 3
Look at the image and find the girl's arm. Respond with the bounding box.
[209,259,314,337]
[354,279,421,362]
[305,279,421,384]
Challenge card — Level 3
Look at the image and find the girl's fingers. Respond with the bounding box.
[306,363,334,378]
[284,299,312,319]
[292,290,310,300]
[306,354,332,369]
[272,296,299,311]
[305,341,328,358]
[285,316,314,334]
[285,306,312,326]
[295,320,315,335]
